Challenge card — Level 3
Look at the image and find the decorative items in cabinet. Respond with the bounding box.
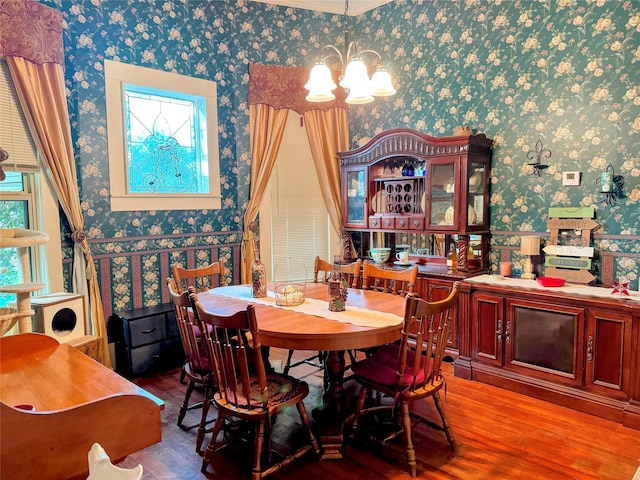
[343,165,368,228]
[338,128,493,273]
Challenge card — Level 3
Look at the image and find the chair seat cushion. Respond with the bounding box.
[191,322,213,338]
[351,343,425,388]
[217,374,307,410]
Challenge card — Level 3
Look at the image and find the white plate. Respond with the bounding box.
[420,192,426,213]
[372,191,386,214]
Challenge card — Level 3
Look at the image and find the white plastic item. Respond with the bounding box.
[86,443,143,480]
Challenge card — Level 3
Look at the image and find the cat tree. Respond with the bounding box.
[0,228,49,336]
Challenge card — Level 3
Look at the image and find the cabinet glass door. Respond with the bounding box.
[427,161,455,228]
[344,167,367,227]
[466,161,487,228]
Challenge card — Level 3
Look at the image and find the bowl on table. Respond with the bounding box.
[369,247,391,264]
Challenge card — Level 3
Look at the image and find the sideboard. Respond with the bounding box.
[454,275,640,430]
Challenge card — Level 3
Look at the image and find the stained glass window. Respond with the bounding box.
[124,85,209,194]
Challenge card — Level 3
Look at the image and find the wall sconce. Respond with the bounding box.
[526,139,551,176]
[596,164,624,206]
[520,235,540,279]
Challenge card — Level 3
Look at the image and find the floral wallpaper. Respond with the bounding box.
[41,0,639,314]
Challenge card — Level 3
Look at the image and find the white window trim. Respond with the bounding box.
[104,60,221,211]
[37,172,64,293]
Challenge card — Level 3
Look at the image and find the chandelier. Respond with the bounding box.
[304,0,396,105]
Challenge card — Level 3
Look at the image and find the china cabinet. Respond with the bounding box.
[338,129,493,352]
[338,128,493,273]
[454,275,640,430]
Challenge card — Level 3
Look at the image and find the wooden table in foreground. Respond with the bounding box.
[198,283,406,459]
[0,333,164,480]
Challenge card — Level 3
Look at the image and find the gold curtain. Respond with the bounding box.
[303,108,349,239]
[243,64,348,283]
[241,105,289,284]
[0,1,110,367]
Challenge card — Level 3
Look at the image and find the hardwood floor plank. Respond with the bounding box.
[122,348,640,480]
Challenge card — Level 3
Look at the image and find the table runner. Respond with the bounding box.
[209,285,403,328]
[467,274,640,304]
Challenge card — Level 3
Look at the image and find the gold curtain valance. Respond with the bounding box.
[248,63,346,114]
[0,0,64,65]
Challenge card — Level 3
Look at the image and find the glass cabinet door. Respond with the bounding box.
[427,160,455,228]
[343,167,367,228]
[466,161,488,230]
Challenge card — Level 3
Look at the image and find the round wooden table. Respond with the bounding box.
[195,283,406,459]
[195,282,404,350]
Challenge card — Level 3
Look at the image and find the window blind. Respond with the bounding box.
[0,59,39,173]
[268,113,331,283]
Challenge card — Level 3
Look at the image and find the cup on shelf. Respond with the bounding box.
[396,251,410,264]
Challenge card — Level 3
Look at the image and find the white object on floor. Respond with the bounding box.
[86,443,143,480]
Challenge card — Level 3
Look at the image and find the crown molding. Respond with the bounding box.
[249,0,393,16]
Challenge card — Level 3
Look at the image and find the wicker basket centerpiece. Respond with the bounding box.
[273,259,307,307]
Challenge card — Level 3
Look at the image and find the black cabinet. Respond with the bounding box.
[109,303,184,378]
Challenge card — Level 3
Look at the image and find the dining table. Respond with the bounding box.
[196,282,406,459]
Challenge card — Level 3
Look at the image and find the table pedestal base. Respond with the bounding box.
[312,349,358,460]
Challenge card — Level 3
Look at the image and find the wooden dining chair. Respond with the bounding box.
[172,260,226,294]
[171,261,226,382]
[189,289,321,479]
[348,282,460,478]
[347,260,419,364]
[313,256,363,288]
[166,278,216,454]
[282,257,363,378]
[361,260,418,297]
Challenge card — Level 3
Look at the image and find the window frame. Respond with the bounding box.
[104,60,221,211]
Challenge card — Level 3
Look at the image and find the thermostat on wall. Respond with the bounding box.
[562,171,581,186]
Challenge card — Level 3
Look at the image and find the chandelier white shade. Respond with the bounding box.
[304,1,396,105]
[304,62,337,102]
[370,68,396,96]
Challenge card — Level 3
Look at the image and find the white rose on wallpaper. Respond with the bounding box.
[88,227,103,239]
[622,160,637,172]
[143,268,158,282]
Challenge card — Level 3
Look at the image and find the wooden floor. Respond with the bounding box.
[120,348,640,480]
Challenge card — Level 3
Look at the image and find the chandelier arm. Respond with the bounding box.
[320,44,345,70]
[356,49,383,65]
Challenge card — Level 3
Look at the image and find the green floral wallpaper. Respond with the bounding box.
[42,0,639,312]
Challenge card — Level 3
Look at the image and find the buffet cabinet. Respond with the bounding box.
[338,128,493,272]
[454,276,640,430]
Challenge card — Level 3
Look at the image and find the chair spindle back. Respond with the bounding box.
[362,261,418,296]
[172,260,226,294]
